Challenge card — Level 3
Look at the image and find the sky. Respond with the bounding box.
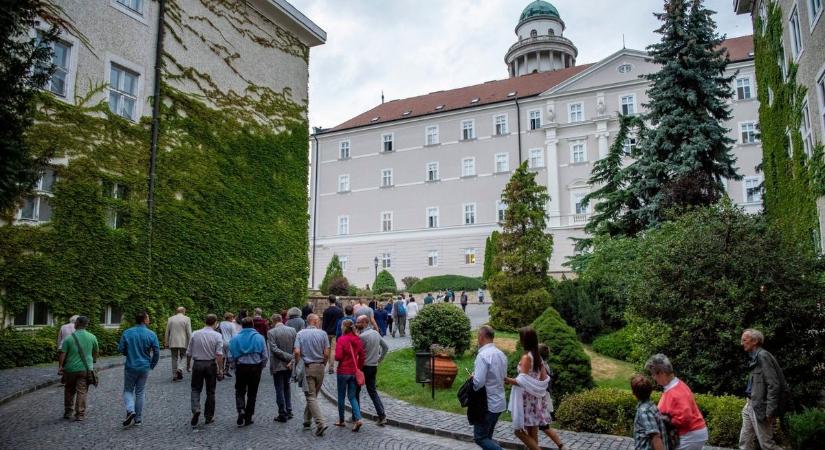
[289,0,754,131]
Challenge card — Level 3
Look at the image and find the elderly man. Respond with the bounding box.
[294,313,330,437]
[57,315,79,353]
[219,312,237,378]
[186,314,224,427]
[58,316,98,421]
[355,315,389,425]
[267,313,296,422]
[472,325,507,450]
[286,307,305,332]
[229,316,268,427]
[739,329,789,450]
[252,308,269,338]
[165,307,192,381]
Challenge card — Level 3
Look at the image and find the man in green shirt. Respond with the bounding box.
[58,315,99,421]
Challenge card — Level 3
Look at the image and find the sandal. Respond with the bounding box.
[352,420,363,432]
[334,421,346,427]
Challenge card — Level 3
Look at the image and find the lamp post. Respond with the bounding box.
[373,256,379,279]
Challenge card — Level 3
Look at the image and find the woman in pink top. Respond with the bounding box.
[645,354,708,450]
[334,319,366,431]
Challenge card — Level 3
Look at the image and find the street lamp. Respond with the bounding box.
[373,256,379,279]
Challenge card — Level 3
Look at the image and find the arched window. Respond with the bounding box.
[530,29,537,38]
[548,29,555,36]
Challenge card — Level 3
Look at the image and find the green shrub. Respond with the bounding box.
[87,324,123,356]
[556,387,746,447]
[409,303,471,355]
[408,275,482,293]
[0,329,56,369]
[592,327,632,361]
[346,284,358,296]
[531,306,593,397]
[787,408,825,450]
[327,276,350,296]
[552,278,604,343]
[401,276,420,290]
[320,255,344,295]
[372,270,397,294]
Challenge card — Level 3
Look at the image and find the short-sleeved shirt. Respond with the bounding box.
[61,329,99,373]
[295,326,329,364]
[187,327,224,361]
[634,401,670,450]
[354,305,374,322]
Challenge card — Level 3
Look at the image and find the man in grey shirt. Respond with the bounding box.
[293,314,329,437]
[267,314,296,422]
[355,315,388,425]
[185,314,224,427]
[739,328,789,450]
[353,299,379,330]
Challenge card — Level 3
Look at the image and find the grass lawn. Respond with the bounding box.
[584,345,636,390]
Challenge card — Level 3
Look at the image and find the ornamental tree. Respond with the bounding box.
[372,270,397,295]
[319,254,344,295]
[482,230,500,282]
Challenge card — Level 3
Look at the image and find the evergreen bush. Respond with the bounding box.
[372,270,397,294]
[552,278,604,343]
[787,408,825,450]
[531,306,593,397]
[482,231,499,282]
[409,303,471,355]
[319,255,344,295]
[408,275,482,293]
[0,329,56,369]
[327,276,350,296]
[591,327,632,361]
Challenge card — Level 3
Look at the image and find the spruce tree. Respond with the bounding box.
[319,254,344,295]
[488,162,553,331]
[482,230,500,282]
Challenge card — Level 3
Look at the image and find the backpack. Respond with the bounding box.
[396,301,406,316]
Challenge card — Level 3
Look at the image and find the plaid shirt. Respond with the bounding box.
[634,401,669,450]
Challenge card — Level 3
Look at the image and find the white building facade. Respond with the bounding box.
[309,1,763,288]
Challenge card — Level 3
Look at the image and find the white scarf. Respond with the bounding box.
[507,372,549,431]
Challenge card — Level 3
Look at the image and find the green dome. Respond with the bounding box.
[519,0,560,22]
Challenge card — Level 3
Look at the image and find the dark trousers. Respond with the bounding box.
[272,369,292,416]
[473,411,503,450]
[355,365,385,418]
[235,364,262,419]
[191,360,217,418]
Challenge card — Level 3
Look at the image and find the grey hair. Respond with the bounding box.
[270,313,282,323]
[69,315,79,324]
[254,307,263,315]
[645,353,674,375]
[743,328,764,345]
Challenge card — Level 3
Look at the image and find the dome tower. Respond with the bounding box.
[505,1,578,77]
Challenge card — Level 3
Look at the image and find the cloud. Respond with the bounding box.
[290,0,753,130]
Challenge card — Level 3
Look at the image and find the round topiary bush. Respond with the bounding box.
[531,306,594,397]
[591,327,632,361]
[327,276,350,296]
[410,303,471,356]
[373,270,397,294]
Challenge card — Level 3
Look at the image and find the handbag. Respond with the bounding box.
[71,333,98,387]
[348,340,365,386]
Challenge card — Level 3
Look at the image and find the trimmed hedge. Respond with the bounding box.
[555,388,746,447]
[408,275,482,294]
[592,327,632,361]
[373,270,397,294]
[0,329,56,369]
[409,303,471,355]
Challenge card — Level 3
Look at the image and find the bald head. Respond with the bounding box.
[356,315,369,330]
[307,314,320,326]
[176,306,185,314]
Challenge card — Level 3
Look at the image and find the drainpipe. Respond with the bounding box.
[515,94,523,164]
[147,0,165,293]
[310,131,321,288]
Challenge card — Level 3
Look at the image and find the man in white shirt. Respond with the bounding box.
[185,314,224,427]
[406,297,420,321]
[472,325,507,450]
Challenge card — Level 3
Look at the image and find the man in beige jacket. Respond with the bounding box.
[165,307,192,381]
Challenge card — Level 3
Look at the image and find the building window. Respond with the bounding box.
[16,169,56,223]
[620,95,635,115]
[427,207,439,228]
[496,200,506,222]
[571,141,587,163]
[116,0,143,13]
[740,122,759,144]
[338,256,348,271]
[337,174,350,192]
[528,148,544,168]
[337,216,349,235]
[495,153,509,173]
[428,250,439,267]
[494,114,509,135]
[109,64,139,121]
[381,168,393,187]
[464,248,477,265]
[461,120,476,140]
[381,252,391,268]
[789,6,804,60]
[622,136,638,155]
[101,305,123,326]
[13,302,50,326]
[801,100,814,156]
[381,211,393,232]
[736,77,753,100]
[463,203,476,225]
[529,110,542,130]
[617,63,632,73]
[818,70,825,137]
[339,140,350,159]
[102,180,129,199]
[809,0,823,27]
[43,39,71,97]
[572,191,590,221]
[106,208,126,229]
[426,162,439,181]
[744,177,763,203]
[425,125,439,145]
[462,157,476,177]
[530,29,538,38]
[778,38,788,80]
[382,133,394,152]
[568,102,584,122]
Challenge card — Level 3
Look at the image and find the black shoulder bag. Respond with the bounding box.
[71,334,98,387]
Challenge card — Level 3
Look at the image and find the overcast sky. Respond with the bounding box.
[289,0,754,130]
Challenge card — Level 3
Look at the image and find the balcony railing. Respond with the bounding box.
[506,35,577,57]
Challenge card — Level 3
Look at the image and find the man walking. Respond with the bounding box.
[355,315,389,425]
[335,304,356,338]
[321,295,343,375]
[229,317,268,427]
[57,315,79,354]
[118,312,160,427]
[252,308,269,338]
[165,307,192,381]
[423,292,434,305]
[286,307,306,332]
[472,325,507,450]
[58,316,98,421]
[294,313,330,437]
[186,314,224,427]
[391,296,407,338]
[267,313,296,422]
[219,312,237,378]
[739,329,789,450]
[478,288,485,304]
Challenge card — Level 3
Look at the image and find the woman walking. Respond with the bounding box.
[505,327,550,450]
[334,319,365,431]
[646,354,708,450]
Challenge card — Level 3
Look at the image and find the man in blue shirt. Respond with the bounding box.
[117,311,160,427]
[229,316,268,427]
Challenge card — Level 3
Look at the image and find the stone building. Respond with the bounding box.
[309,1,762,288]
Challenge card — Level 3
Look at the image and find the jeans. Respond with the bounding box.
[123,369,149,421]
[235,364,263,420]
[272,369,292,416]
[473,411,502,450]
[355,365,385,417]
[336,374,362,422]
[190,360,217,418]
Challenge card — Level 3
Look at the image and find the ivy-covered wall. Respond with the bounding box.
[753,1,824,252]
[0,0,314,330]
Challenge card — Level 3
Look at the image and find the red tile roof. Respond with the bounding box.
[326,36,753,133]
